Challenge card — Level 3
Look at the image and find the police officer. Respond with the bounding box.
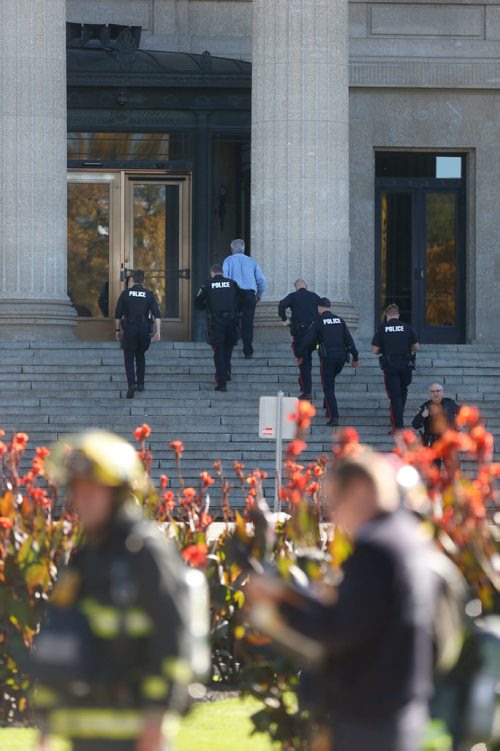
[372,303,419,432]
[412,383,460,447]
[278,279,321,400]
[315,298,359,427]
[115,270,161,400]
[32,430,203,751]
[195,263,243,392]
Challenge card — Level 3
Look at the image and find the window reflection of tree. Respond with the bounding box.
[425,194,456,327]
[133,186,169,317]
[67,184,110,318]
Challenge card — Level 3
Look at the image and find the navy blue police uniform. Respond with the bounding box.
[195,274,243,391]
[278,288,321,397]
[115,284,161,394]
[316,307,359,426]
[412,397,460,447]
[372,319,418,430]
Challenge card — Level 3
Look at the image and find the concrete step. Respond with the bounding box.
[1,341,498,513]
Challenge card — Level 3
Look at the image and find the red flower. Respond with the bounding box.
[182,487,197,503]
[340,428,359,444]
[170,440,184,456]
[181,542,207,568]
[288,439,306,457]
[456,405,480,428]
[160,474,169,489]
[162,490,175,511]
[200,471,215,487]
[298,401,316,419]
[35,447,50,459]
[0,517,13,529]
[133,424,151,443]
[12,432,29,452]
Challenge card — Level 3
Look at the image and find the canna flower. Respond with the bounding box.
[169,440,184,456]
[181,542,208,568]
[12,433,29,452]
[160,474,169,489]
[456,405,480,428]
[0,516,13,529]
[133,424,151,443]
[200,471,215,487]
[288,439,307,457]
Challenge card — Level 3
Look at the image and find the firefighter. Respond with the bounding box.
[31,430,206,751]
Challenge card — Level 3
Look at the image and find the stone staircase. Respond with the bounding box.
[0,340,498,508]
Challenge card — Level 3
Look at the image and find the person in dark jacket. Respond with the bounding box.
[278,279,321,400]
[115,270,161,399]
[195,264,244,392]
[372,303,419,432]
[412,383,460,447]
[315,297,359,427]
[247,450,436,751]
[32,431,198,751]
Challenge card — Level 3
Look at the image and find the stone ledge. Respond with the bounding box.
[350,57,500,88]
[0,299,77,341]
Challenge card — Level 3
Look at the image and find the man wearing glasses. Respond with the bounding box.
[411,383,460,447]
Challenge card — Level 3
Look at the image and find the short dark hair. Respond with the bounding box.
[210,264,223,275]
[133,269,145,283]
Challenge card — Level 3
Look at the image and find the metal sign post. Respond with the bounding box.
[274,391,284,513]
[258,392,299,513]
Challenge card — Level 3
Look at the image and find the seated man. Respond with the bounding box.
[412,383,460,447]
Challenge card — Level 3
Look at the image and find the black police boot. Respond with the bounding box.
[126,385,136,399]
[226,372,232,382]
[298,393,312,400]
[215,384,227,392]
[326,419,339,427]
[136,384,145,392]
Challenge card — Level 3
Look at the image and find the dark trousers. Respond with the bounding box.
[320,352,345,422]
[240,289,257,357]
[210,318,238,386]
[331,701,428,751]
[292,327,317,395]
[383,357,413,430]
[122,325,150,387]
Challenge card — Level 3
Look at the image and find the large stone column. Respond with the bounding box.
[251,0,357,338]
[0,0,76,339]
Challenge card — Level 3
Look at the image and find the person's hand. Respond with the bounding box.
[282,319,291,327]
[422,407,429,418]
[256,295,261,303]
[137,714,165,751]
[115,330,122,342]
[152,333,160,343]
[352,360,359,368]
[295,357,303,366]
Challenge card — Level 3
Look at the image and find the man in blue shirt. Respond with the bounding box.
[223,239,266,359]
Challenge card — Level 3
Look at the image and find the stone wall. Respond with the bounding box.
[66,0,252,59]
[350,89,500,344]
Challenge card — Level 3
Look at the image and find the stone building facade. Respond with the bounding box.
[1,0,499,344]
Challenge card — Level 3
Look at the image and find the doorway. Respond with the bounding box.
[375,153,466,344]
[67,171,191,341]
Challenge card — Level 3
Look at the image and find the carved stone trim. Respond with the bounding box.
[350,58,500,89]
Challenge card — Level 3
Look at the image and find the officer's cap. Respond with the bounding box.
[319,297,331,308]
[46,430,150,498]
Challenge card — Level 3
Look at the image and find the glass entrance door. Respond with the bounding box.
[67,171,191,340]
[377,186,465,343]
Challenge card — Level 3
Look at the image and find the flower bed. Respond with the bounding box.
[0,405,498,749]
